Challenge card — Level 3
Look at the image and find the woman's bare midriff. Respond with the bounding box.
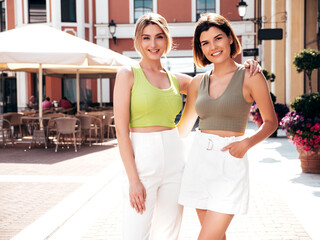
[130,126,174,133]
[201,129,244,137]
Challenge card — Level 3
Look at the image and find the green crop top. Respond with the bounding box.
[195,65,253,133]
[129,63,182,128]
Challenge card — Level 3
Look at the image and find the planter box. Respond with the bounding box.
[297,147,320,173]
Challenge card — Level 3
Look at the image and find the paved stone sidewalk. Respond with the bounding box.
[0,141,119,240]
[66,146,312,240]
[49,124,319,239]
[1,123,319,240]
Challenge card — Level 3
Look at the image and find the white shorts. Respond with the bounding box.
[178,131,249,215]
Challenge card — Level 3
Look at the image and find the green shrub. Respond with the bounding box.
[291,93,320,120]
[293,49,320,93]
[262,69,275,82]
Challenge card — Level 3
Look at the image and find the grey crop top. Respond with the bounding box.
[195,65,253,133]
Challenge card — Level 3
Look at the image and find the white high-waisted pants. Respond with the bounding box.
[122,128,185,240]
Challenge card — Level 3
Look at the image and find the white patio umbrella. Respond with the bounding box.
[0,24,136,116]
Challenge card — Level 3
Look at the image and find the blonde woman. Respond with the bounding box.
[114,13,260,240]
[114,13,190,240]
[178,13,278,240]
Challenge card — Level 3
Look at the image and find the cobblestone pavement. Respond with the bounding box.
[1,122,320,240]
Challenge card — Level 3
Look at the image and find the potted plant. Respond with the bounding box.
[250,91,276,127]
[249,69,289,137]
[280,93,320,173]
[293,48,320,93]
[250,100,289,137]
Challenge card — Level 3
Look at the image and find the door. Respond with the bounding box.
[0,74,17,113]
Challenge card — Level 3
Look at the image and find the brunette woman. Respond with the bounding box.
[178,13,277,240]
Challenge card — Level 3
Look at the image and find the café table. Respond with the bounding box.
[21,116,51,149]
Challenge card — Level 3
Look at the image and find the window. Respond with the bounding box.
[134,0,153,23]
[196,0,215,20]
[0,1,5,32]
[28,0,46,23]
[62,78,92,109]
[61,0,77,22]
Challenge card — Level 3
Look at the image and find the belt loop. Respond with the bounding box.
[206,138,213,151]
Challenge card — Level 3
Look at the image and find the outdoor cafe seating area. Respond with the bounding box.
[0,24,135,152]
[0,106,116,151]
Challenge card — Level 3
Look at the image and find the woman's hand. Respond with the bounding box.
[244,59,262,77]
[129,180,146,214]
[221,139,251,158]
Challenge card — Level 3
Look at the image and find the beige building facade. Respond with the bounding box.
[261,0,319,105]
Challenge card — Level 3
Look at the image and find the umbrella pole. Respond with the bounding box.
[39,64,43,128]
[39,64,43,117]
[99,75,102,107]
[76,69,80,113]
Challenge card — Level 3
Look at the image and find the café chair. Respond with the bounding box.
[54,117,81,152]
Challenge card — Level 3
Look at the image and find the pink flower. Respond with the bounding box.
[304,146,311,151]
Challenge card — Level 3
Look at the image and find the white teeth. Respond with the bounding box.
[149,50,159,53]
[212,51,221,56]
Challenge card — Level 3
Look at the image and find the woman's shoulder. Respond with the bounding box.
[243,67,267,89]
[194,72,206,83]
[118,65,134,75]
[189,73,205,90]
[116,65,134,81]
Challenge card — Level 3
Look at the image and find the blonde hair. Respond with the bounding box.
[193,13,241,67]
[134,13,172,55]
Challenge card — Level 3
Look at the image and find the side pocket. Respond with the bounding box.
[223,151,246,181]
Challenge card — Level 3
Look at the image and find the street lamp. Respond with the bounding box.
[236,0,262,27]
[108,19,117,45]
[236,0,285,60]
[236,0,285,41]
[236,0,248,19]
[236,0,262,60]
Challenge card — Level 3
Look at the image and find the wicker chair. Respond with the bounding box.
[3,113,23,138]
[86,111,112,142]
[45,113,66,140]
[76,114,102,146]
[54,117,81,152]
[0,119,14,148]
[107,116,116,141]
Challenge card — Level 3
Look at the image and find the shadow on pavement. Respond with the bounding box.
[0,141,118,164]
[290,173,320,192]
[259,158,281,163]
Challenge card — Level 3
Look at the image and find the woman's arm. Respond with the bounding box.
[222,71,278,158]
[177,75,203,137]
[114,66,146,214]
[245,71,278,144]
[174,73,192,95]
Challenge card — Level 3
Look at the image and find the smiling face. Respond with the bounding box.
[139,24,167,60]
[193,13,241,67]
[199,26,233,65]
[134,13,172,59]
